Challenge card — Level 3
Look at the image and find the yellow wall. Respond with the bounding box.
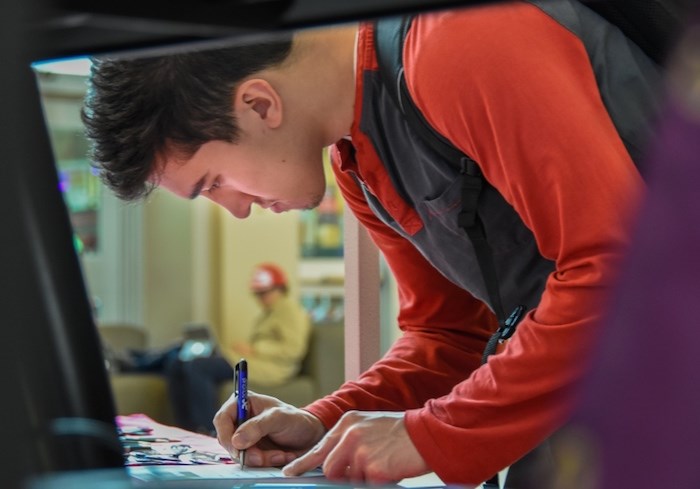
[191,198,222,334]
[143,189,195,347]
[218,206,301,348]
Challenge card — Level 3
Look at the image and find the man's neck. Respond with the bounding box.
[288,23,358,144]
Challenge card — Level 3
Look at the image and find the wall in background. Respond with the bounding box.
[142,190,195,347]
[218,206,301,347]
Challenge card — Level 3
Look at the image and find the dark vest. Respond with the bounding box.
[354,0,660,315]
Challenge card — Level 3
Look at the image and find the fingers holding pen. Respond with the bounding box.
[213,394,240,455]
[213,388,265,460]
[231,404,322,467]
[215,390,327,468]
[230,413,294,467]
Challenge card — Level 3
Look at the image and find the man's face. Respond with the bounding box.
[156,138,327,219]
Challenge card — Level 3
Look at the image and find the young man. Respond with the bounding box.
[82,1,650,484]
[164,263,310,434]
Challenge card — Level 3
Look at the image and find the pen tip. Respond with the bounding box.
[240,451,246,468]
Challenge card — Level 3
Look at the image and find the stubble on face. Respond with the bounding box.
[268,187,324,213]
[304,190,325,210]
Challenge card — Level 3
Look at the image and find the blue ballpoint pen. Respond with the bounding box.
[234,358,249,468]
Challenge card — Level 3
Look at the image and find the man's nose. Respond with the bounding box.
[225,204,253,219]
[207,190,253,219]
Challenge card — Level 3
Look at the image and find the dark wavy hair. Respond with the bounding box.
[82,39,293,201]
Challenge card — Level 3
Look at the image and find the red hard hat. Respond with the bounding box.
[250,263,288,292]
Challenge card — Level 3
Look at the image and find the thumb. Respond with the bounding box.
[231,415,266,450]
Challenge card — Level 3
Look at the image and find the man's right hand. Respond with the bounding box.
[214,391,326,467]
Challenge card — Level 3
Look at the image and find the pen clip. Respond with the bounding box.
[235,359,248,423]
[234,362,240,396]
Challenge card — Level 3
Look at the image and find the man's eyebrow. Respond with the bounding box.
[189,173,208,200]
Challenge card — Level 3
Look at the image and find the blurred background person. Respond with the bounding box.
[228,263,312,386]
[165,263,311,434]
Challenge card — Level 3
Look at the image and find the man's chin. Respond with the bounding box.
[281,200,321,213]
[271,202,295,213]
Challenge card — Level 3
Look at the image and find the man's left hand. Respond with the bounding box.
[282,411,430,484]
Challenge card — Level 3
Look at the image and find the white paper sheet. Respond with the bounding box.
[128,464,324,482]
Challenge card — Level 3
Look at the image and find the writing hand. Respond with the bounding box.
[214,391,325,467]
[282,411,430,484]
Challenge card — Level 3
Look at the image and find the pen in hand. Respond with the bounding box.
[234,358,249,468]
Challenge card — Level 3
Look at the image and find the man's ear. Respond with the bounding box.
[234,79,283,129]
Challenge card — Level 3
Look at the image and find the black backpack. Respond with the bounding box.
[374,0,693,361]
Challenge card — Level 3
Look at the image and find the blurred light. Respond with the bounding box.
[32,57,92,76]
[190,342,206,356]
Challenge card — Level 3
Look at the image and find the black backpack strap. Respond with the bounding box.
[374,17,525,358]
[375,16,472,167]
